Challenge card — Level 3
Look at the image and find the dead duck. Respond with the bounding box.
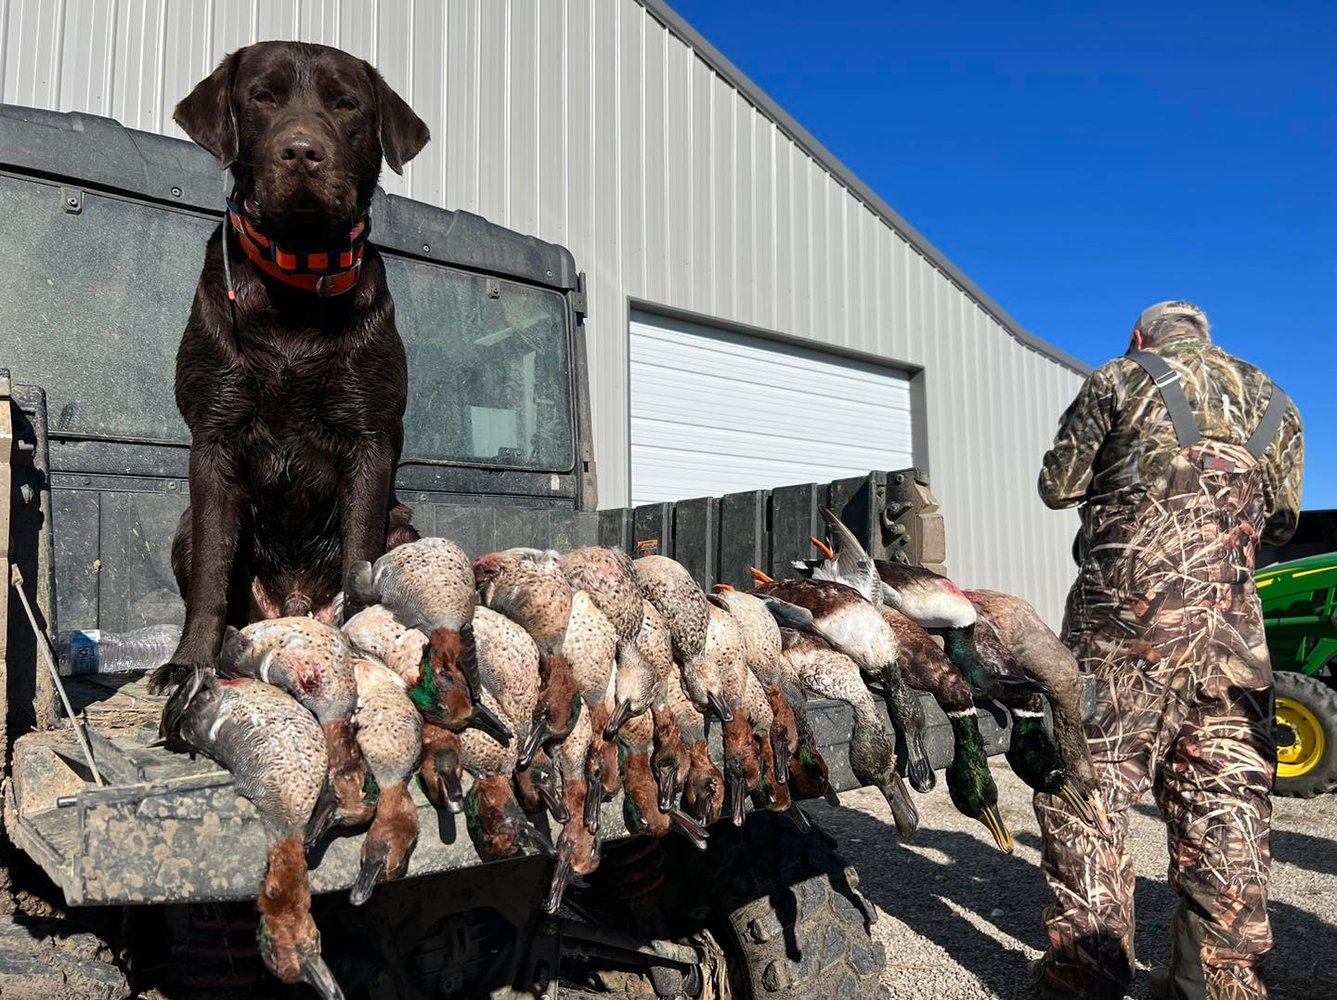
[966,590,1107,835]
[473,548,581,768]
[467,604,566,846]
[633,555,732,724]
[218,618,372,832]
[546,708,602,914]
[161,672,343,1000]
[741,668,789,814]
[342,604,472,813]
[798,519,1046,703]
[459,687,556,861]
[345,537,512,746]
[877,606,1010,849]
[752,576,935,795]
[563,589,623,834]
[710,586,800,788]
[348,654,423,906]
[621,599,693,814]
[617,707,710,849]
[664,666,725,826]
[704,599,765,826]
[779,629,920,840]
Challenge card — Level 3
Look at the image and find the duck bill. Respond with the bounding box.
[515,817,557,858]
[519,720,550,770]
[438,767,465,814]
[786,802,812,833]
[882,773,919,840]
[546,856,574,915]
[769,727,791,786]
[470,702,514,747]
[706,691,734,724]
[535,772,570,824]
[653,757,680,813]
[977,803,1015,854]
[1057,783,1112,840]
[603,699,635,739]
[583,761,605,835]
[348,850,386,907]
[298,950,346,1000]
[726,769,748,827]
[667,809,710,851]
[822,784,841,807]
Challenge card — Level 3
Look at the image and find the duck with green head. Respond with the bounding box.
[876,604,1012,850]
[344,538,513,745]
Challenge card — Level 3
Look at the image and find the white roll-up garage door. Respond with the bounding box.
[629,311,915,506]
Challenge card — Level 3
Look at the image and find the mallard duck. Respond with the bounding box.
[877,606,1009,847]
[347,654,422,905]
[779,630,919,839]
[345,537,512,745]
[161,672,343,1000]
[967,590,1107,835]
[798,519,1046,703]
[473,548,581,768]
[218,618,371,832]
[752,577,935,795]
[633,555,732,723]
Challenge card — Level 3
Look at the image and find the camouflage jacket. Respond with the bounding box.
[1039,333,1304,546]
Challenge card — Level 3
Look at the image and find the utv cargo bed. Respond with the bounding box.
[5,672,1009,906]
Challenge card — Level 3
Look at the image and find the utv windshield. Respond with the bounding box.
[0,175,575,472]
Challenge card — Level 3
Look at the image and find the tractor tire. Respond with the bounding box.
[696,811,887,1000]
[1273,671,1337,798]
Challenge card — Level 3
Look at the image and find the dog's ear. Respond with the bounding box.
[174,51,241,167]
[367,64,430,175]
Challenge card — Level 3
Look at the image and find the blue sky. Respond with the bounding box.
[670,0,1334,509]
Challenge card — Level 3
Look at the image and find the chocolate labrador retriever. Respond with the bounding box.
[151,41,428,692]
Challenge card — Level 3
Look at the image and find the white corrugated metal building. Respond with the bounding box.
[0,0,1089,624]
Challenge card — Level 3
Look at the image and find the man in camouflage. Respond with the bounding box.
[1029,301,1304,1000]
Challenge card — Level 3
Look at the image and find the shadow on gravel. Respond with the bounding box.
[818,808,1336,1000]
[1271,826,1337,878]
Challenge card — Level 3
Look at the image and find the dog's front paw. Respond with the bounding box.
[148,661,193,696]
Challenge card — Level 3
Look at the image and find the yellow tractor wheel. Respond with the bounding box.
[1273,671,1337,798]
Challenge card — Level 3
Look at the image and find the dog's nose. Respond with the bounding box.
[280,135,326,172]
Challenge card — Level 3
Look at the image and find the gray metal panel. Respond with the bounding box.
[0,0,1086,626]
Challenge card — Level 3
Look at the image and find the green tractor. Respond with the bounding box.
[1257,552,1337,797]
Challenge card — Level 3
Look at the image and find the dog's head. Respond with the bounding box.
[175,41,429,242]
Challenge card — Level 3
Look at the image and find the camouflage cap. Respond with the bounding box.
[1135,300,1210,335]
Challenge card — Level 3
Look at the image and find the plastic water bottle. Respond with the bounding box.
[58,624,183,676]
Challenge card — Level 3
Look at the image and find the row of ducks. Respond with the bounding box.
[157,510,1109,1000]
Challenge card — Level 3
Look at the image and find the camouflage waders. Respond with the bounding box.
[1033,351,1290,1000]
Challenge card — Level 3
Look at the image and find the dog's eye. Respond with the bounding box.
[334,96,358,111]
[252,89,276,106]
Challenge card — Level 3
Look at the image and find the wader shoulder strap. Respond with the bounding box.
[1128,351,1202,448]
[1245,383,1289,460]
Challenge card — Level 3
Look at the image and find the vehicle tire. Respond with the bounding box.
[1273,671,1337,798]
[694,811,888,1000]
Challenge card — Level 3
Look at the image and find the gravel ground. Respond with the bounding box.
[806,762,1337,1000]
